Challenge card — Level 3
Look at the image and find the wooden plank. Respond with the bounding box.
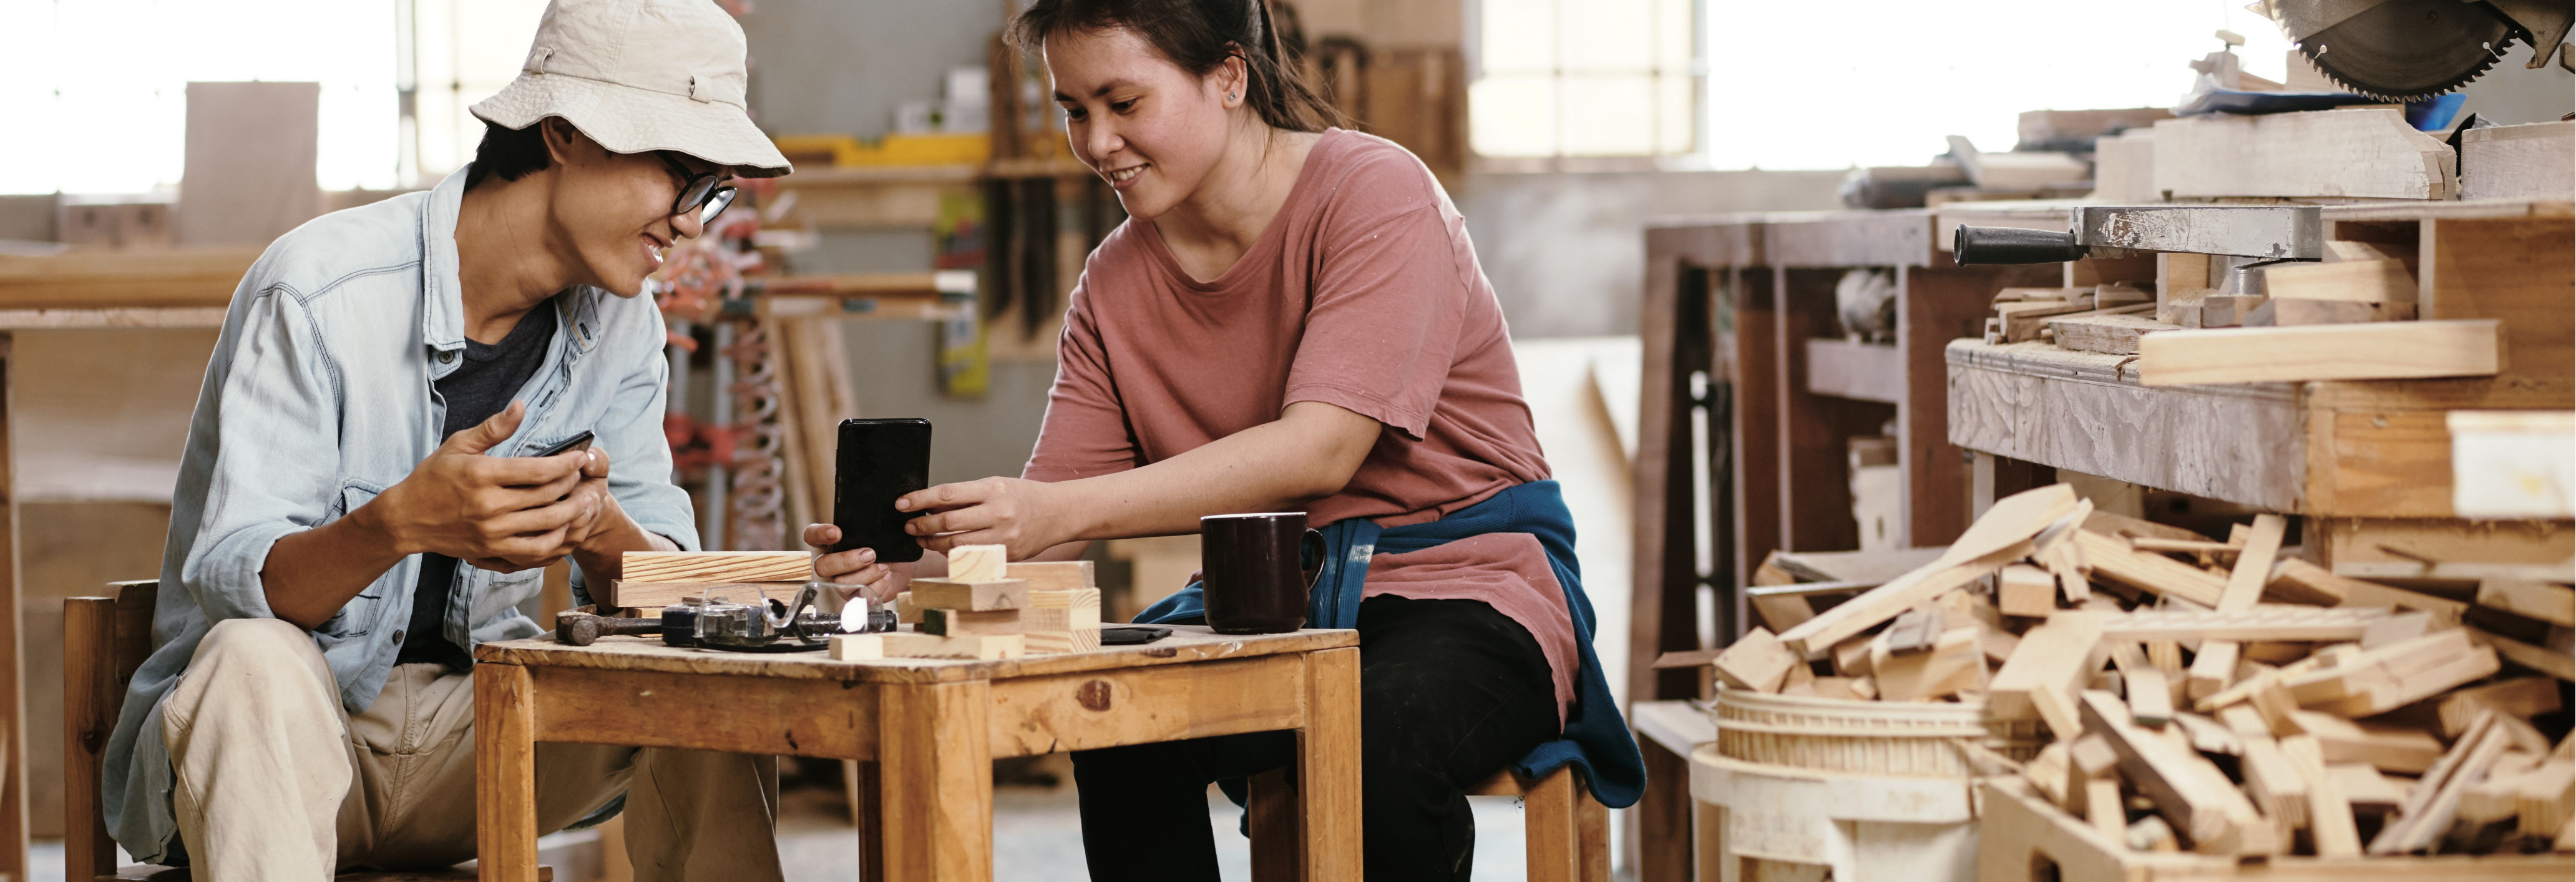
[2439,677,2564,736]
[2457,122,2575,202]
[1998,564,2057,617]
[474,625,1355,685]
[2371,712,2512,855]
[2263,258,2416,304]
[947,545,1008,582]
[1776,483,2075,655]
[985,656,1305,758]
[878,679,993,881]
[2280,734,2362,858]
[877,632,1025,660]
[605,580,803,610]
[1989,610,2107,729]
[1802,338,1901,404]
[2478,578,2575,627]
[1871,625,1984,702]
[910,578,1033,612]
[528,665,878,758]
[2292,710,2446,773]
[1301,647,1362,881]
[1710,627,1802,692]
[2152,108,2454,200]
[2078,689,2277,855]
[2473,627,2576,681]
[921,608,1023,636]
[1005,560,1095,592]
[2098,605,2389,642]
[476,664,540,882]
[2072,531,2228,607]
[619,551,813,584]
[62,597,114,881]
[2046,313,2177,356]
[1947,340,2310,515]
[2137,320,2503,386]
[1524,766,1579,881]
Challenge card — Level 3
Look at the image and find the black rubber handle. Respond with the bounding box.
[1954,225,2084,265]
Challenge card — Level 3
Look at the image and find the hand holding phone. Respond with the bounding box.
[831,418,932,562]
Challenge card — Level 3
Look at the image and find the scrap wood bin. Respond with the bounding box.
[1976,777,2575,882]
[1691,687,2026,882]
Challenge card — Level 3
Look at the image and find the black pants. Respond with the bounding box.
[1073,595,1561,881]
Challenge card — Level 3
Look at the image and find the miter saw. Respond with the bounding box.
[2257,0,2574,100]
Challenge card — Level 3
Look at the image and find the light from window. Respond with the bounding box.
[0,0,402,195]
[1472,0,1700,158]
[1698,0,2290,170]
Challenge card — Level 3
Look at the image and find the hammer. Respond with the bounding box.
[555,612,661,647]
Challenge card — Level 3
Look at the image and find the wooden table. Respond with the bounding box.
[472,626,1362,882]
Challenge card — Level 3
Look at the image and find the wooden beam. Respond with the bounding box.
[2477,577,2575,627]
[2291,710,2446,773]
[2072,530,2228,607]
[1989,610,2107,730]
[2151,107,2454,200]
[2079,690,2276,855]
[620,551,815,584]
[2137,320,2503,386]
[2099,605,2389,642]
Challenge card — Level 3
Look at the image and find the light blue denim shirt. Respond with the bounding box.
[104,165,700,863]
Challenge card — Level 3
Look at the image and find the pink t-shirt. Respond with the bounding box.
[1023,129,1577,722]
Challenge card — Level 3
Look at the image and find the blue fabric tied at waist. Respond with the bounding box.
[1136,479,1647,808]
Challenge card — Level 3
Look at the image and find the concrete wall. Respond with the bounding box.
[2455,56,2575,125]
[741,0,1000,140]
[1454,169,1847,338]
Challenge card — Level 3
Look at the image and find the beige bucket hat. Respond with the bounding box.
[471,0,791,177]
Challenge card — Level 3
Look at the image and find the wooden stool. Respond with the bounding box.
[1470,765,1610,882]
[65,583,553,881]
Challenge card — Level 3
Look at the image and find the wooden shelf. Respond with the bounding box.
[0,248,261,310]
[1803,339,1901,404]
[1944,339,2570,518]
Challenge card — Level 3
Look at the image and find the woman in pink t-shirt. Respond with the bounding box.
[803,0,1642,876]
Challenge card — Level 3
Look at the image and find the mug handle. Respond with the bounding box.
[1300,528,1327,590]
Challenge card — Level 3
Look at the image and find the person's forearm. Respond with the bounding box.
[570,497,678,587]
[261,505,409,630]
[1054,417,1362,541]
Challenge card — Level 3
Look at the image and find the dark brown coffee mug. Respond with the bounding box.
[1199,512,1324,634]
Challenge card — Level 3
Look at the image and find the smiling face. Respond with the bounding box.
[1044,25,1243,221]
[540,120,729,296]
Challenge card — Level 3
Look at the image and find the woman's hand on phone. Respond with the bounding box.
[897,476,1068,560]
[801,523,905,604]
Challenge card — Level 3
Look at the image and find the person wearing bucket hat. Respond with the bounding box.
[100,2,847,880]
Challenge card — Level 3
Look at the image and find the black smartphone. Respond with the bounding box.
[531,429,595,458]
[831,418,932,562]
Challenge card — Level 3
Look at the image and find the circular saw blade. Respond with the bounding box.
[2298,0,2518,100]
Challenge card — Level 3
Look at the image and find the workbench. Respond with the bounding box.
[472,627,1363,882]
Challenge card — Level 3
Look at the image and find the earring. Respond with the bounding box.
[1228,92,1239,100]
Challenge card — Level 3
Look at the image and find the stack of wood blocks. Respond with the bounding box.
[831,545,1103,661]
[611,551,814,610]
[1678,483,2575,862]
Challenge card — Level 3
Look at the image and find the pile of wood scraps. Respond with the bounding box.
[833,545,1103,660]
[1981,285,2155,348]
[1670,483,2576,865]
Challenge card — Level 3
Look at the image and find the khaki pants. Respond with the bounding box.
[162,617,785,882]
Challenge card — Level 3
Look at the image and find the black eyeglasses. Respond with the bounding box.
[658,152,738,226]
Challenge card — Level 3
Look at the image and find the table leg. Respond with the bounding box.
[879,680,992,881]
[852,760,885,882]
[1245,768,1299,881]
[1298,647,1361,881]
[476,662,539,882]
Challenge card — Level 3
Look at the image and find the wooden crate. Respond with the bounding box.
[1976,777,2573,881]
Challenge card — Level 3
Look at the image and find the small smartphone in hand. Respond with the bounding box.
[831,418,931,562]
[531,429,595,458]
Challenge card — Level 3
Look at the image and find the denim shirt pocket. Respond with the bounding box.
[314,478,393,639]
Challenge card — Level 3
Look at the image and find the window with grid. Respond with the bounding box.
[1469,0,1700,159]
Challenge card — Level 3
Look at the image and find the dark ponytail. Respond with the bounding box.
[1008,0,1345,134]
